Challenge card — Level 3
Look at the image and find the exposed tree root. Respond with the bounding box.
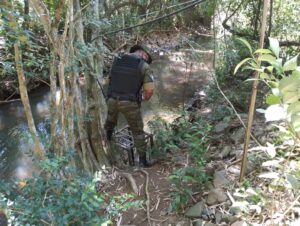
[116,171,139,194]
[139,169,151,225]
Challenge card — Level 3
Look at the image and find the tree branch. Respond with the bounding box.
[91,0,207,41]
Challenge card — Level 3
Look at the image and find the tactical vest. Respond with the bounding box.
[108,54,144,101]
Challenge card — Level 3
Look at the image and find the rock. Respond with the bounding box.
[206,188,228,205]
[193,219,204,226]
[215,211,222,224]
[204,223,218,226]
[214,121,229,133]
[213,170,230,188]
[229,206,242,215]
[220,145,232,159]
[221,213,239,224]
[228,165,240,175]
[231,220,247,226]
[230,127,245,144]
[176,220,190,226]
[185,201,205,218]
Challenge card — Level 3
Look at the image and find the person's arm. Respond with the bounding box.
[142,64,154,101]
[143,83,154,101]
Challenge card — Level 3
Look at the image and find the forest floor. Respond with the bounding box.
[99,30,300,226]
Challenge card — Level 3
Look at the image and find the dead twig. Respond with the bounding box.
[278,195,300,222]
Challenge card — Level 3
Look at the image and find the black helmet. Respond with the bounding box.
[129,44,152,64]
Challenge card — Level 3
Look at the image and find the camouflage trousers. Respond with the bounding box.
[104,98,147,157]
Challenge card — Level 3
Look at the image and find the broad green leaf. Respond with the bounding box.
[259,73,270,80]
[266,66,274,73]
[282,91,298,104]
[266,94,281,105]
[254,49,273,55]
[283,55,299,71]
[234,58,252,74]
[269,37,280,58]
[292,68,300,77]
[236,38,253,54]
[258,54,277,65]
[291,115,300,128]
[279,76,300,92]
[287,174,300,189]
[287,101,300,115]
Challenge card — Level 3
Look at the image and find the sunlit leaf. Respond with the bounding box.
[256,108,265,113]
[266,142,276,158]
[292,68,300,77]
[269,37,280,58]
[234,58,252,74]
[258,172,279,179]
[279,76,300,92]
[291,115,300,128]
[17,35,28,43]
[254,49,273,55]
[266,94,281,105]
[258,54,277,65]
[287,101,300,115]
[236,37,253,54]
[259,72,270,80]
[265,104,287,122]
[282,91,298,104]
[287,174,300,189]
[283,55,299,71]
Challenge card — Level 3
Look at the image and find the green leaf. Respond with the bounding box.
[291,115,300,128]
[282,91,298,104]
[254,49,273,55]
[266,94,281,105]
[236,38,253,54]
[283,55,299,71]
[292,67,300,77]
[279,76,300,92]
[17,35,28,43]
[287,174,300,189]
[269,37,280,58]
[259,72,270,80]
[258,54,277,65]
[287,102,300,115]
[234,58,252,74]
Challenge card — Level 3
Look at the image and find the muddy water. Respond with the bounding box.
[0,47,213,180]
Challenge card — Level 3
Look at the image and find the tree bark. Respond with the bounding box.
[14,42,45,160]
[3,0,45,160]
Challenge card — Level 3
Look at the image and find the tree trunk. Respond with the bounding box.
[14,42,45,160]
[3,0,45,160]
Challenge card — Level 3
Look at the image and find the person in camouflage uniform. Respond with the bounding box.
[104,44,154,167]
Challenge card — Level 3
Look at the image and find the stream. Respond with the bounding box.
[0,46,213,181]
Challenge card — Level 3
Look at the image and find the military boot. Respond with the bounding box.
[139,155,151,168]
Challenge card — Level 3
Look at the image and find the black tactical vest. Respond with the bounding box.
[108,54,144,101]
